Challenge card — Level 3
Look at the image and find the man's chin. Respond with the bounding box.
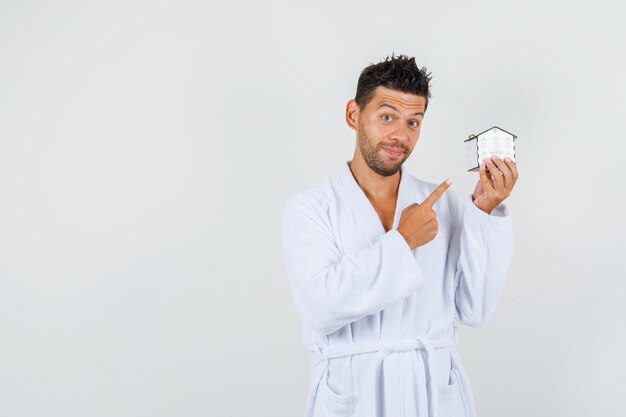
[373,161,402,176]
[383,153,406,167]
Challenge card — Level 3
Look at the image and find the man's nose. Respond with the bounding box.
[389,126,410,142]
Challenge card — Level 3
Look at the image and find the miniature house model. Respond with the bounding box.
[465,126,517,172]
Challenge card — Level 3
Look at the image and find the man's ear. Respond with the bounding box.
[345,99,359,131]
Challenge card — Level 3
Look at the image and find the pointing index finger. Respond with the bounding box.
[421,178,452,207]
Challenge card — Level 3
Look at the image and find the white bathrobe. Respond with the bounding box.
[280,160,513,417]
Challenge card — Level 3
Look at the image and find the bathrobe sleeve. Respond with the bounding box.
[448,191,514,327]
[281,195,426,336]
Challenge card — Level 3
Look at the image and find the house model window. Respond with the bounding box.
[465,126,517,172]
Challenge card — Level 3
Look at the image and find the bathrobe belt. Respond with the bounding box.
[311,326,459,417]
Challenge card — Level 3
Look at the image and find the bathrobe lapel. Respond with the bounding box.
[337,160,413,242]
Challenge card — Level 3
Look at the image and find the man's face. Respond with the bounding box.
[356,86,426,176]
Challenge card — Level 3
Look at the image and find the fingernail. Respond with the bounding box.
[445,178,452,185]
[505,157,512,162]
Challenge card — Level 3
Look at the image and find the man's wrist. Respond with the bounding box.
[472,198,494,215]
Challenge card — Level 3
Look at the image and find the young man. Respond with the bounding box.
[280,54,518,417]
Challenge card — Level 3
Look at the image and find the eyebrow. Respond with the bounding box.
[376,103,424,117]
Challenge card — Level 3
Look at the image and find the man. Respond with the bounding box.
[280,53,518,417]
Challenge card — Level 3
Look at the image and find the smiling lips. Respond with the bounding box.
[383,147,404,157]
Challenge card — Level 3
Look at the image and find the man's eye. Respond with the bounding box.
[382,115,392,122]
[409,121,420,127]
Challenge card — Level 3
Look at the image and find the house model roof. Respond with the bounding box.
[464,125,518,142]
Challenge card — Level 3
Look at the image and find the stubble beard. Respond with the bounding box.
[357,119,410,177]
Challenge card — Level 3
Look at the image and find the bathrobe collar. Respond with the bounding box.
[338,159,412,241]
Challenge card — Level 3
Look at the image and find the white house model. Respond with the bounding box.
[465,126,517,172]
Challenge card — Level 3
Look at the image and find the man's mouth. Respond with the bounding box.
[383,147,404,157]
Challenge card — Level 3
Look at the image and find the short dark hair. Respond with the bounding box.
[355,52,432,112]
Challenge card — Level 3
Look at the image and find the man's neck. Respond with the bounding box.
[348,157,400,201]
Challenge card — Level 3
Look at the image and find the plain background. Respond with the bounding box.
[1,1,624,416]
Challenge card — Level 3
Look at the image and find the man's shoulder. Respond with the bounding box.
[404,172,444,197]
[408,174,438,192]
[281,175,337,222]
[404,172,462,208]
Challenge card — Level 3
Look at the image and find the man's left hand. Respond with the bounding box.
[472,155,519,214]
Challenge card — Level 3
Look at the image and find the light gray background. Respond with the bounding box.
[1,1,624,416]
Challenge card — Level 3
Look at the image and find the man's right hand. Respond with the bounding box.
[397,179,452,250]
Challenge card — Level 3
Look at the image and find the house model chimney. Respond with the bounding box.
[465,126,517,172]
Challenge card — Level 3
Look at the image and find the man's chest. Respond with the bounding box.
[327,194,452,264]
[371,197,397,233]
